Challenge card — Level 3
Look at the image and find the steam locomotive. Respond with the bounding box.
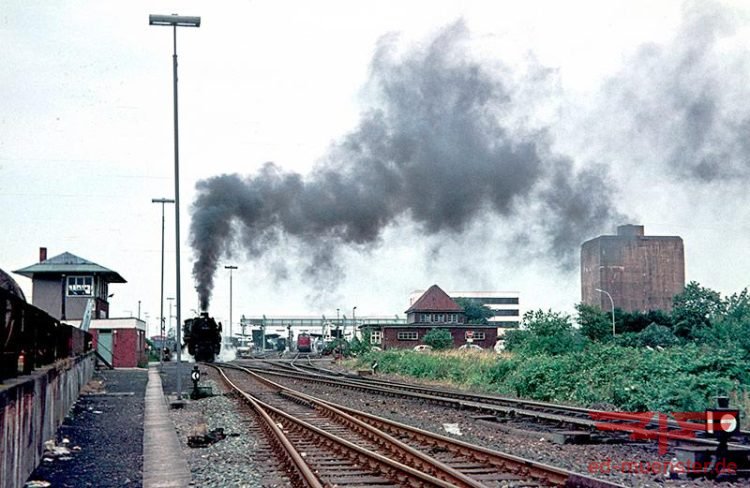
[183,312,222,362]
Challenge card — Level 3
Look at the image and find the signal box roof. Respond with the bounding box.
[406,284,464,313]
[14,252,126,283]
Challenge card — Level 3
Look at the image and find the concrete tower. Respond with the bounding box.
[581,225,685,312]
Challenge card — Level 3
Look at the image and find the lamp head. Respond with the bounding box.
[149,14,201,27]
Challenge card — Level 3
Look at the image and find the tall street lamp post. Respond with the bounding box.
[167,297,175,346]
[149,13,201,401]
[595,288,616,336]
[225,265,238,343]
[352,306,357,339]
[152,198,174,370]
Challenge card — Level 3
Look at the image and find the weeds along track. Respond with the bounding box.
[243,358,750,452]
[212,362,622,487]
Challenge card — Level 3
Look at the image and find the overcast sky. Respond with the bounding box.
[2,1,750,338]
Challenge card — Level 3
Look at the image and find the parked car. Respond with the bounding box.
[458,343,482,351]
[236,337,253,359]
[413,344,433,352]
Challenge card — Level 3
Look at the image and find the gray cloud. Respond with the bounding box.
[603,1,750,182]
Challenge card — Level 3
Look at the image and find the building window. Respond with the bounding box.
[436,314,444,322]
[67,276,93,296]
[493,309,520,317]
[482,297,519,305]
[466,331,486,340]
[397,331,418,341]
[370,330,382,345]
[421,314,431,322]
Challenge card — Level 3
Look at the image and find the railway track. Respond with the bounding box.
[211,362,623,487]
[241,357,750,453]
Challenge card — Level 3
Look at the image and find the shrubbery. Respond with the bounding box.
[353,343,750,413]
[422,328,453,350]
[504,309,585,355]
[348,283,750,415]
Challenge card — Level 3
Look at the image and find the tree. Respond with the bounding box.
[575,303,611,341]
[422,328,453,350]
[512,309,585,355]
[694,288,750,348]
[671,282,724,337]
[523,309,573,336]
[454,298,494,324]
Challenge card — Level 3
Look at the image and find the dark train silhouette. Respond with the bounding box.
[1,277,92,381]
[183,312,222,362]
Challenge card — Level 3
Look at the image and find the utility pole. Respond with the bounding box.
[149,12,201,401]
[152,197,174,369]
[224,265,237,343]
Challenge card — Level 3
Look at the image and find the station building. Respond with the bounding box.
[408,289,521,335]
[368,284,498,350]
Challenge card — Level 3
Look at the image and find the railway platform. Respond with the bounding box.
[24,363,194,488]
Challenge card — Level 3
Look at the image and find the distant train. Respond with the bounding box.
[183,312,222,362]
[297,332,312,353]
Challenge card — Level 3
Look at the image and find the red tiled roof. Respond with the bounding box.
[406,284,464,313]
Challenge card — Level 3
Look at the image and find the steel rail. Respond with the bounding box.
[220,362,624,487]
[214,366,323,487]
[213,364,461,487]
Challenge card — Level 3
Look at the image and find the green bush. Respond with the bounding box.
[507,309,586,356]
[422,328,453,350]
[635,323,680,348]
[350,342,750,415]
[348,330,374,356]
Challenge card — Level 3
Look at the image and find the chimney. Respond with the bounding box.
[39,247,48,262]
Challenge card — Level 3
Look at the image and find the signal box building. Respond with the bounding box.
[581,225,685,313]
[14,248,126,321]
[13,248,144,368]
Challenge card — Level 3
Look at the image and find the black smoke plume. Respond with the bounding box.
[190,22,622,310]
[599,1,750,182]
